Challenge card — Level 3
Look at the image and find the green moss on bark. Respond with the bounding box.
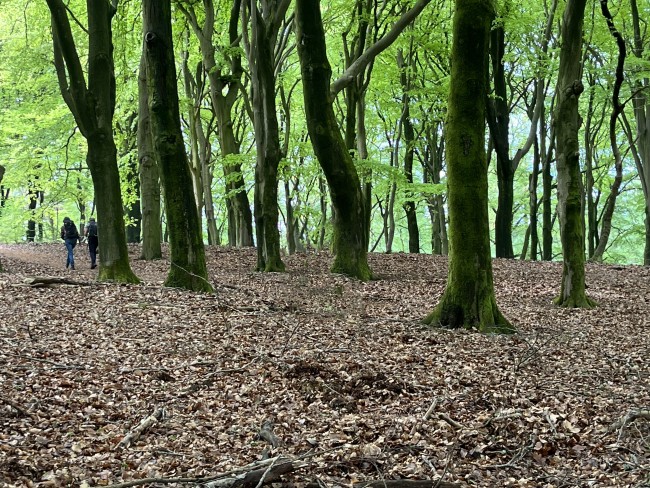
[422,0,512,333]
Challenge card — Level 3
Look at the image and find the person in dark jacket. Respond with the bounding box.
[84,217,99,269]
[60,216,80,269]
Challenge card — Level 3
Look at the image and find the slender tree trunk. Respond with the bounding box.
[529,136,540,260]
[178,0,253,248]
[553,0,594,307]
[246,2,286,273]
[590,0,626,262]
[629,0,650,264]
[424,0,511,332]
[487,25,514,259]
[26,178,38,242]
[584,81,598,257]
[143,0,212,292]
[138,52,162,260]
[398,49,420,253]
[542,114,554,261]
[296,0,371,280]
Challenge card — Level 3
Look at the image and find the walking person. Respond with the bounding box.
[60,216,80,270]
[84,217,99,269]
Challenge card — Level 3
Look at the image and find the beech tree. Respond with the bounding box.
[552,0,595,307]
[45,0,138,283]
[137,52,162,260]
[423,0,511,332]
[143,0,212,292]
[295,0,430,280]
[241,0,293,272]
[177,0,254,249]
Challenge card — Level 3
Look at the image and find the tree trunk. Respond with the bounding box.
[487,25,514,259]
[26,178,38,242]
[423,0,511,333]
[46,0,138,283]
[178,0,253,249]
[629,0,650,265]
[541,114,554,261]
[529,136,539,260]
[137,52,162,260]
[553,0,594,307]
[589,0,626,262]
[296,0,371,280]
[143,0,212,292]
[246,1,287,273]
[398,49,420,253]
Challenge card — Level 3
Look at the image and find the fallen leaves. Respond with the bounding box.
[0,244,648,487]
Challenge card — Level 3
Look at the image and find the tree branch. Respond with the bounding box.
[331,0,431,96]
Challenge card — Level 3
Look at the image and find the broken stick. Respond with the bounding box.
[115,407,165,449]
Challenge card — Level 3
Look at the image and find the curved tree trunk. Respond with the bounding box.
[46,0,138,283]
[296,0,371,280]
[423,0,511,333]
[553,0,594,307]
[143,0,212,292]
[590,0,626,262]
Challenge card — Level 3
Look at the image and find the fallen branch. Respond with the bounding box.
[9,354,85,370]
[0,396,37,419]
[179,360,255,396]
[22,276,92,287]
[115,407,165,449]
[611,410,650,444]
[104,456,301,488]
[353,480,461,488]
[437,413,464,430]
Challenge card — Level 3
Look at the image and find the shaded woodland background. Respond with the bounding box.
[0,0,648,264]
[0,244,648,486]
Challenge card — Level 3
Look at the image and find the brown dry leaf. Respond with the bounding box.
[0,244,648,487]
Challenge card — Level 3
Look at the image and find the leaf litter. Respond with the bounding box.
[0,243,648,487]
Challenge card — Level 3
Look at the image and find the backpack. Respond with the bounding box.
[87,221,98,237]
[64,221,79,240]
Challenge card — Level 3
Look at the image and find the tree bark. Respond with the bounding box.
[296,0,371,280]
[553,0,594,307]
[143,0,212,292]
[629,0,650,265]
[423,0,511,333]
[589,0,626,262]
[46,0,138,283]
[177,0,253,248]
[137,52,162,260]
[244,1,289,272]
[398,48,420,253]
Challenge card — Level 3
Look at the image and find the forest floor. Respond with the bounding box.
[0,243,648,488]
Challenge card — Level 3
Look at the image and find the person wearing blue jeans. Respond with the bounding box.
[60,217,80,270]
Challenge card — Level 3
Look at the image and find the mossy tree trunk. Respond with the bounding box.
[46,0,138,283]
[296,0,429,278]
[143,0,212,292]
[295,0,370,280]
[423,0,511,333]
[553,0,595,307]
[137,52,162,261]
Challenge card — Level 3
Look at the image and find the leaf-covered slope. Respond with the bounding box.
[0,244,648,487]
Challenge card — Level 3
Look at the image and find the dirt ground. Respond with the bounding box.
[0,243,648,487]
